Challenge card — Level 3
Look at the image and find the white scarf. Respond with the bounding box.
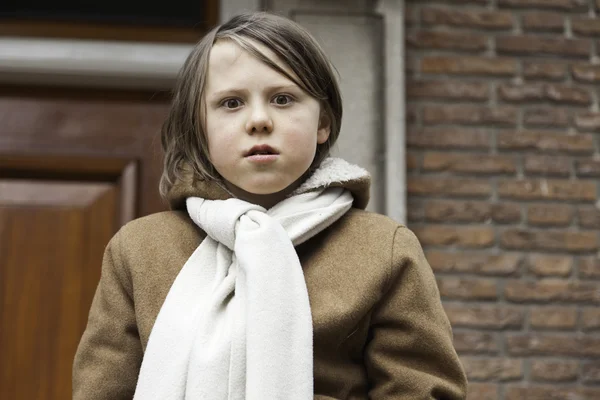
[134,159,368,399]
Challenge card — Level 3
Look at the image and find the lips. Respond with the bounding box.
[244,144,279,157]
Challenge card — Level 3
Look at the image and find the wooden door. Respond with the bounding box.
[0,86,171,399]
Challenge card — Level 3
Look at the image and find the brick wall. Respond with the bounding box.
[405,1,600,399]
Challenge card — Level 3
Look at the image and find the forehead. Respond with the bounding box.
[206,39,297,87]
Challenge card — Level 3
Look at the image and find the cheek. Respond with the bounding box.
[285,132,318,168]
[286,131,316,149]
[206,115,237,163]
[208,135,235,167]
[284,114,320,148]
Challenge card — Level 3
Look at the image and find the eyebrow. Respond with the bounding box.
[209,84,301,99]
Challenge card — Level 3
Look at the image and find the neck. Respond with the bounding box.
[222,180,303,209]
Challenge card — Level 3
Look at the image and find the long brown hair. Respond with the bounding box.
[159,12,343,199]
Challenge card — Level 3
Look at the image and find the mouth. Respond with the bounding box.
[244,144,279,157]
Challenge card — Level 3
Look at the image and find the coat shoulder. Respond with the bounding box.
[112,211,204,266]
[338,208,406,238]
[337,209,425,267]
[118,210,200,241]
[318,208,410,271]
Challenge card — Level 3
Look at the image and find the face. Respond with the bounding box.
[203,39,330,207]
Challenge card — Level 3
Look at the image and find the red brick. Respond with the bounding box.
[580,388,600,399]
[576,159,600,177]
[530,306,578,329]
[423,200,521,223]
[498,83,591,105]
[453,331,499,354]
[497,130,594,154]
[408,177,492,198]
[406,106,417,125]
[528,254,573,277]
[505,279,600,303]
[406,153,419,171]
[407,31,487,52]
[523,61,567,81]
[437,277,498,300]
[422,105,517,126]
[507,333,600,357]
[572,17,600,36]
[405,5,417,26]
[524,108,570,127]
[426,251,523,276]
[522,12,564,32]
[572,63,600,83]
[582,308,600,331]
[498,83,544,102]
[531,360,579,382]
[583,362,600,383]
[578,207,600,229]
[412,225,495,248]
[407,80,489,101]
[498,0,587,11]
[498,179,596,202]
[421,56,517,76]
[461,357,523,381]
[444,304,524,329]
[467,383,498,400]
[501,229,598,252]
[497,35,591,58]
[407,200,424,222]
[524,155,572,177]
[424,200,490,223]
[407,128,490,149]
[492,203,523,224]
[506,386,600,400]
[579,256,600,279]
[546,84,592,105]
[575,112,600,131]
[527,203,574,226]
[421,7,514,30]
[405,58,416,76]
[422,153,517,174]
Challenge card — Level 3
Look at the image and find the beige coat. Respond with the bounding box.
[73,169,467,399]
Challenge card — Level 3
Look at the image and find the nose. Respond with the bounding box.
[245,103,273,134]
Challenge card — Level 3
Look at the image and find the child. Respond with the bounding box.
[73,12,467,400]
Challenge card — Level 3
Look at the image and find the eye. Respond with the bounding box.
[272,94,293,106]
[222,98,242,109]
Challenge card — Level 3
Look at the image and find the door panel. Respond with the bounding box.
[0,86,168,399]
[0,88,169,215]
[0,180,118,399]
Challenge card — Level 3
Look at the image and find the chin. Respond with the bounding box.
[243,184,288,195]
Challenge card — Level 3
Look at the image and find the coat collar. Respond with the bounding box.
[166,157,371,211]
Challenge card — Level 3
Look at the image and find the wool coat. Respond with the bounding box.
[72,167,467,399]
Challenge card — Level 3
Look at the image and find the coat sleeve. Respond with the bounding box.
[365,226,467,400]
[72,229,143,399]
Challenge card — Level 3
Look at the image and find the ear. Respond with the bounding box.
[317,113,331,145]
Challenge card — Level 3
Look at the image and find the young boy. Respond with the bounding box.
[73,12,467,400]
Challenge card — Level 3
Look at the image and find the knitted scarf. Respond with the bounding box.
[134,158,368,399]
